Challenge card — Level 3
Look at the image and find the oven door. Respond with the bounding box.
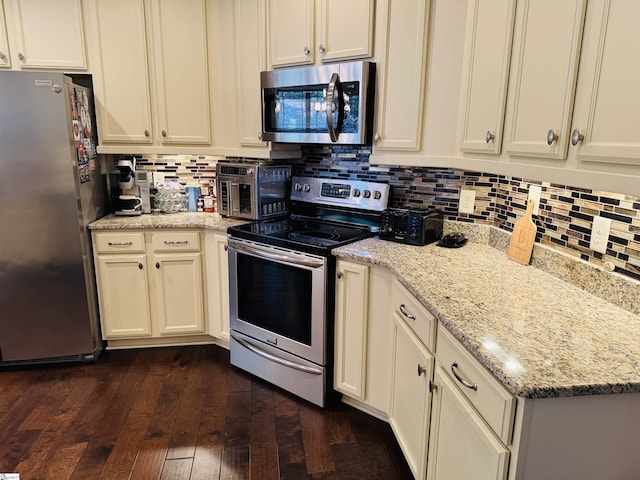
[228,237,327,366]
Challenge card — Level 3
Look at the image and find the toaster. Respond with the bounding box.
[380,207,444,246]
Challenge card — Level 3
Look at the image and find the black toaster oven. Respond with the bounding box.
[380,208,444,246]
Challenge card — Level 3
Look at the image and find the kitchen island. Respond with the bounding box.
[332,226,640,480]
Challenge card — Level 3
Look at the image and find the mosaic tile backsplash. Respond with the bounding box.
[120,148,640,281]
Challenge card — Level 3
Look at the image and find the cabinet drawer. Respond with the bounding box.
[152,231,200,252]
[391,278,436,351]
[94,232,145,254]
[436,325,516,445]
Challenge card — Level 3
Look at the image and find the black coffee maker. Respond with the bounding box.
[109,157,148,216]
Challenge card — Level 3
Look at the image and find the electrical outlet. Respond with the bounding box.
[590,216,611,254]
[528,185,542,215]
[459,189,476,214]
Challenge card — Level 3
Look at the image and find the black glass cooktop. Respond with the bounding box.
[227,217,375,256]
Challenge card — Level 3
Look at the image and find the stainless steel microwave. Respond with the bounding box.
[260,61,375,145]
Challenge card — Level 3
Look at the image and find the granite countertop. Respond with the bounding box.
[89,212,247,232]
[333,237,640,399]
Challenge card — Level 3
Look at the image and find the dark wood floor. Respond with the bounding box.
[0,345,414,479]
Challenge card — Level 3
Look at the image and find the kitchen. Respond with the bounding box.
[0,0,639,479]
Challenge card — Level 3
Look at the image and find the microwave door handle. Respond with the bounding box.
[231,182,241,214]
[326,72,340,142]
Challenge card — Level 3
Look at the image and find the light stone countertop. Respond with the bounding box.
[89,212,247,232]
[332,237,640,399]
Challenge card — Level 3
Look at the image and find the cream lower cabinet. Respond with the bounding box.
[204,231,231,346]
[93,229,206,346]
[427,367,510,480]
[334,259,393,418]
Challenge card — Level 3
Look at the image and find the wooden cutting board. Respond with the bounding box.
[507,199,536,265]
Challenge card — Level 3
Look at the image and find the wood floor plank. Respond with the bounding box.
[220,434,250,480]
[273,390,308,480]
[249,442,279,480]
[299,402,336,474]
[160,458,193,480]
[190,408,225,480]
[129,437,170,480]
[323,403,356,446]
[250,380,276,445]
[44,441,88,480]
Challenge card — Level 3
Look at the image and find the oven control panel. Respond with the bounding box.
[291,176,390,211]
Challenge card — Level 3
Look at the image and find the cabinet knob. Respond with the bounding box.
[303,46,310,56]
[571,128,584,146]
[373,133,381,143]
[155,262,160,269]
[0,52,6,61]
[547,129,558,145]
[144,129,150,137]
[485,130,494,143]
[258,132,263,141]
[319,44,326,54]
[429,380,437,393]
[224,244,228,252]
[161,130,167,138]
[138,263,143,270]
[336,271,343,279]
[417,364,427,376]
[18,52,25,61]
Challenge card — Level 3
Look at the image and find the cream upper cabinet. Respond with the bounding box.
[569,0,640,168]
[267,0,374,68]
[0,2,10,68]
[426,367,510,480]
[85,0,211,150]
[502,0,587,160]
[147,0,211,145]
[373,0,431,151]
[457,0,516,154]
[3,0,86,70]
[85,0,153,144]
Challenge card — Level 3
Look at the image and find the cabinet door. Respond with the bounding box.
[373,0,430,151]
[153,252,205,335]
[235,0,268,147]
[458,0,516,154]
[570,0,640,167]
[427,367,510,480]
[0,2,10,68]
[95,254,152,338]
[316,0,374,63]
[389,315,433,480]
[85,0,153,144]
[268,0,314,67]
[502,0,587,159]
[149,0,211,144]
[334,260,369,400]
[205,232,231,342]
[4,0,86,70]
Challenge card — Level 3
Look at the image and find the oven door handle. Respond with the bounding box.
[231,333,323,375]
[229,240,324,268]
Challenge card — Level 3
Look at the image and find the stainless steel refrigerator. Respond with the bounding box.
[0,71,109,364]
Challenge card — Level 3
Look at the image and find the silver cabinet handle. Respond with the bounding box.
[374,133,381,143]
[161,129,167,138]
[258,132,263,141]
[571,128,584,146]
[417,364,427,376]
[399,304,416,321]
[485,130,494,143]
[144,129,150,137]
[319,44,325,54]
[18,52,24,61]
[451,362,478,391]
[547,129,558,145]
[163,240,188,245]
[303,46,310,56]
[107,241,133,247]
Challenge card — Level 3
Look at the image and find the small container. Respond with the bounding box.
[199,178,211,197]
[185,186,199,212]
[203,195,214,212]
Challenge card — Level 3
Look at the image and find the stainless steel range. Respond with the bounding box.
[227,176,390,406]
